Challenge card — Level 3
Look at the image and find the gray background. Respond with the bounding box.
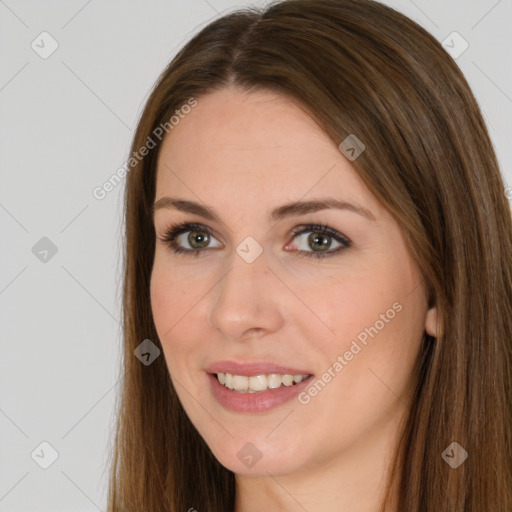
[1,1,511,511]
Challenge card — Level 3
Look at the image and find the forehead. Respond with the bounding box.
[154,86,381,216]
[158,87,329,167]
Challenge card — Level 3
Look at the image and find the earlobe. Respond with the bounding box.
[425,306,438,337]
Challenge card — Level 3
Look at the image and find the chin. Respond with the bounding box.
[204,431,309,476]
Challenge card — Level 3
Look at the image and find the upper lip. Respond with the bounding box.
[206,360,313,376]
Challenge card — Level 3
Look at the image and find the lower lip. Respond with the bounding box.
[208,373,313,413]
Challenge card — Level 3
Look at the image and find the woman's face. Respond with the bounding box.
[150,86,437,477]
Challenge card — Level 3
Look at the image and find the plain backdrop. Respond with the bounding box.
[1,1,511,510]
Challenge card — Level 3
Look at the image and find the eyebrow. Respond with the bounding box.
[152,197,376,222]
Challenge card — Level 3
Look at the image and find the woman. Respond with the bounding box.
[106,0,512,510]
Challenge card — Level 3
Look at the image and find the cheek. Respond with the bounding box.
[308,269,401,345]
[312,260,424,377]
[149,261,199,359]
[334,292,424,405]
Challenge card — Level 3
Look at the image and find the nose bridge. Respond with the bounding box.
[223,233,269,290]
[208,239,284,338]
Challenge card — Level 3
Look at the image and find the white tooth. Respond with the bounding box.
[249,374,268,391]
[232,375,249,391]
[282,374,294,386]
[267,374,283,389]
[219,372,309,391]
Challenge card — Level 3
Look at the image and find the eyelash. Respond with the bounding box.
[158,222,351,260]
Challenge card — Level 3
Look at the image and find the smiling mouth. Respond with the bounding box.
[215,372,312,393]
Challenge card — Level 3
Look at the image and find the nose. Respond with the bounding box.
[207,245,285,341]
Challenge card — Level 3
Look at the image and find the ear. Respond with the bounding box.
[425,304,438,337]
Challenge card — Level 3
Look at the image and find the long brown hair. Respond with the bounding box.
[106,0,512,510]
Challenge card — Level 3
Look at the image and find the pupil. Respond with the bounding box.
[189,231,209,248]
[310,233,331,251]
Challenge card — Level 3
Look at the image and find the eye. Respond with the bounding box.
[158,222,221,257]
[288,224,351,259]
[158,222,351,259]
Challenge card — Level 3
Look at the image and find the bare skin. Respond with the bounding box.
[150,86,438,512]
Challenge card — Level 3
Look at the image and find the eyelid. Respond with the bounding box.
[158,221,223,244]
[290,223,351,245]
